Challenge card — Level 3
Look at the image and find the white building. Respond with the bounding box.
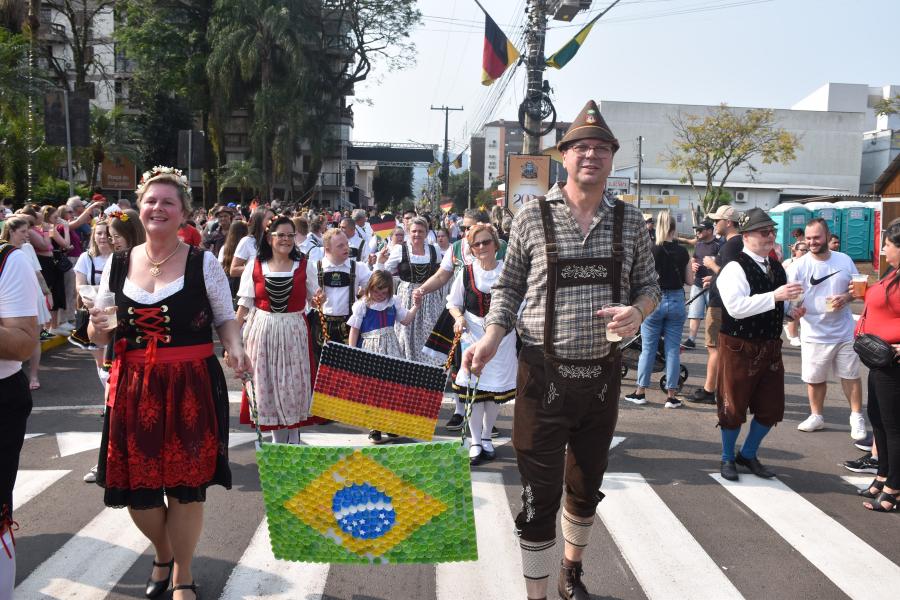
[791,82,900,194]
[598,98,867,233]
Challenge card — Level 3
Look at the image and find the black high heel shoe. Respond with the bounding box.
[173,581,199,599]
[144,558,173,598]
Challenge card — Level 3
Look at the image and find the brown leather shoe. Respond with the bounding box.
[557,561,589,600]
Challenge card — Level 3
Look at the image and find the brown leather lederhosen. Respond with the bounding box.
[309,260,356,356]
[512,197,625,543]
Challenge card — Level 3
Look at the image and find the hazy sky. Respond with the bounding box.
[351,0,900,157]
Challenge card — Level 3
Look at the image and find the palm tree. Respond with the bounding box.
[218,159,263,204]
[79,106,139,192]
[207,0,311,201]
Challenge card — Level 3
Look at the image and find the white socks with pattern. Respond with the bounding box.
[520,538,557,582]
[561,509,593,549]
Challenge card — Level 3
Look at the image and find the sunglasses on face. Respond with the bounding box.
[753,228,777,237]
[470,239,494,249]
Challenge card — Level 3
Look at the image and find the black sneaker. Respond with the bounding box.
[40,330,54,341]
[445,414,464,431]
[368,430,384,444]
[682,338,696,348]
[690,387,716,405]
[664,398,683,409]
[490,426,500,438]
[843,453,878,474]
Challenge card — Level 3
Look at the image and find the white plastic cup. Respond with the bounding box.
[94,291,117,331]
[78,285,98,309]
[602,303,627,342]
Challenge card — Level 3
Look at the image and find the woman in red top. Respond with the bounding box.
[853,219,900,512]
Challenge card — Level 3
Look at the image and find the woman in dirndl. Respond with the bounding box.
[89,167,249,600]
[236,216,318,444]
[374,216,443,363]
[447,223,517,466]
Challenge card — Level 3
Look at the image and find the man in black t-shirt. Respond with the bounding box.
[684,220,719,347]
[691,205,742,404]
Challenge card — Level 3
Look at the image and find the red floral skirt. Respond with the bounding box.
[97,354,232,508]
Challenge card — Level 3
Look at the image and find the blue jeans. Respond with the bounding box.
[637,289,686,391]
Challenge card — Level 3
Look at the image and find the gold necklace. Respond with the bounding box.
[145,242,182,277]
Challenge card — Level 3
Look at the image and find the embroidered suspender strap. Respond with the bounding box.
[348,260,356,314]
[358,239,365,257]
[538,198,558,356]
[611,200,625,305]
[317,260,324,290]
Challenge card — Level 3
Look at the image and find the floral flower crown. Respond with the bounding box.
[107,211,129,222]
[135,166,192,198]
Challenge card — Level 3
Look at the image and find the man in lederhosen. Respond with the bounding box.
[306,228,371,357]
[340,217,370,263]
[464,101,660,600]
[714,208,803,481]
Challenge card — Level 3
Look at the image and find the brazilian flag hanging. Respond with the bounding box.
[257,441,477,564]
[546,14,601,70]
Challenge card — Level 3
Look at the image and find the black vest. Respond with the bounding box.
[463,263,492,317]
[720,252,785,341]
[398,244,438,283]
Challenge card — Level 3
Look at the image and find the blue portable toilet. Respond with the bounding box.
[768,202,811,255]
[805,202,842,241]
[834,200,872,260]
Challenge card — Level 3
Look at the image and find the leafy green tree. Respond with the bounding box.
[663,104,800,215]
[447,169,483,213]
[133,93,192,169]
[372,166,413,209]
[875,95,900,116]
[41,1,115,97]
[218,159,263,204]
[33,175,88,203]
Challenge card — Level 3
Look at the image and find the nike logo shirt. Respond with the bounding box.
[784,250,858,343]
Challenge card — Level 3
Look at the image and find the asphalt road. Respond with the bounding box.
[12,327,900,600]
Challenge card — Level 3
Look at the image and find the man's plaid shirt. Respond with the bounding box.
[485,184,661,360]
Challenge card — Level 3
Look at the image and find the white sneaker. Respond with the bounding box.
[83,465,98,483]
[789,337,801,347]
[797,414,825,432]
[624,392,647,405]
[849,412,867,441]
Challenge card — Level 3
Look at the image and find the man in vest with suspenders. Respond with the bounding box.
[464,101,660,600]
[340,217,370,263]
[0,241,39,597]
[306,229,371,358]
[714,208,804,481]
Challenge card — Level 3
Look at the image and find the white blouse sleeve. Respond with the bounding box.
[374,244,402,274]
[236,257,256,308]
[393,297,410,322]
[346,298,368,330]
[98,256,113,295]
[446,269,465,311]
[203,251,237,326]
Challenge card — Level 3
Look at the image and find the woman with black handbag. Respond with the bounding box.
[852,219,900,512]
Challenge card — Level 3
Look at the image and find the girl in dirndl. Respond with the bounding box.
[237,216,319,444]
[348,270,421,444]
[447,223,517,466]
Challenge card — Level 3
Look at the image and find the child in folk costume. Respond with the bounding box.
[237,216,320,444]
[447,223,518,465]
[347,270,421,444]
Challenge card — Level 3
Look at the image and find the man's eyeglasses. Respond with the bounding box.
[753,228,777,237]
[568,144,614,158]
[470,239,494,249]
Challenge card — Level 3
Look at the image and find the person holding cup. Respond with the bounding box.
[715,208,805,482]
[462,101,660,600]
[785,218,866,440]
[88,166,249,600]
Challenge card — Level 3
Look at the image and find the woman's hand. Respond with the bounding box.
[453,315,466,335]
[225,346,251,378]
[412,287,425,304]
[377,246,390,264]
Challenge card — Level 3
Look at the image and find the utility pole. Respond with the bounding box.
[522,0,548,154]
[430,105,463,197]
[636,135,643,209]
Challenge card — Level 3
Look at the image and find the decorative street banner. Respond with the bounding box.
[257,441,477,563]
[311,342,446,440]
[506,154,551,214]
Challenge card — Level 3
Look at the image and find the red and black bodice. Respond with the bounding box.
[251,257,308,313]
[463,263,492,318]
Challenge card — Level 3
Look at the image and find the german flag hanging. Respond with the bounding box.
[311,342,446,440]
[482,11,520,85]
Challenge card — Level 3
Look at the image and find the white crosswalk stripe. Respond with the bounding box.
[220,519,330,600]
[598,473,744,600]
[435,470,527,600]
[712,474,900,600]
[13,470,69,509]
[55,431,101,458]
[15,507,151,599]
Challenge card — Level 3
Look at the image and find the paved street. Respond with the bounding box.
[13,331,900,600]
